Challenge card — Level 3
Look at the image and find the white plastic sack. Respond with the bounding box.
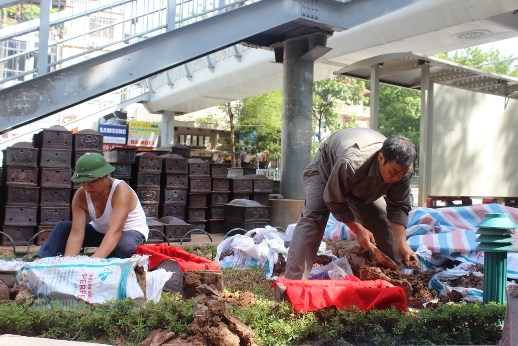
[0,259,28,271]
[215,234,261,269]
[146,269,173,303]
[246,226,289,278]
[415,244,446,272]
[17,255,149,307]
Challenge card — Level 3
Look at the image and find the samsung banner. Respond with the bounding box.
[99,124,128,144]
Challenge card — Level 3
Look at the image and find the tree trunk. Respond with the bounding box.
[227,103,236,168]
[318,117,323,142]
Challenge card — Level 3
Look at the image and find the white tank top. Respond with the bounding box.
[85,179,149,240]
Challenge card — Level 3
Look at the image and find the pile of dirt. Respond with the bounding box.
[0,277,34,305]
[322,239,492,308]
[138,290,257,346]
[321,239,439,308]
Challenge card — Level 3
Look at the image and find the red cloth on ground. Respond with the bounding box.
[135,244,220,271]
[273,275,407,312]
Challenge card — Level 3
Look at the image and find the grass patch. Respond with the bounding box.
[0,249,506,345]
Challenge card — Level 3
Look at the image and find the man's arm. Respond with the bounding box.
[346,220,375,251]
[64,189,88,256]
[324,159,357,223]
[391,221,419,269]
[91,183,134,258]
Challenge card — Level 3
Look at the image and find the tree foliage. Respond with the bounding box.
[437,46,518,77]
[377,85,421,147]
[236,90,283,160]
[1,4,60,26]
[312,77,358,141]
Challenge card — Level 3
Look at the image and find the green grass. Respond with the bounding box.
[0,248,506,345]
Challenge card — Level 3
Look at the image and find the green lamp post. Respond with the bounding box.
[476,213,517,304]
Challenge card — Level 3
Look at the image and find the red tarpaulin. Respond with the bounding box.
[273,275,407,312]
[135,244,220,271]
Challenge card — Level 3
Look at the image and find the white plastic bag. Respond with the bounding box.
[415,244,446,272]
[17,255,149,307]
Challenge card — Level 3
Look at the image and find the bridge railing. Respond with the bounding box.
[0,0,261,88]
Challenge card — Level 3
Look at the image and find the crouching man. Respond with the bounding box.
[34,152,148,260]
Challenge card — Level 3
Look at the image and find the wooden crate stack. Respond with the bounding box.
[158,215,191,243]
[206,163,230,234]
[248,174,273,207]
[228,174,253,201]
[159,153,189,221]
[133,152,162,219]
[33,125,74,245]
[224,199,269,231]
[1,142,39,246]
[72,129,104,196]
[73,129,104,163]
[186,158,211,231]
[106,147,137,185]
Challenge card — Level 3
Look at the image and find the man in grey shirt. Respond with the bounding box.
[284,128,419,280]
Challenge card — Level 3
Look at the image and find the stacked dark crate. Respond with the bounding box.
[247,174,273,207]
[159,154,188,220]
[72,129,104,195]
[145,217,166,244]
[33,126,74,245]
[224,199,269,231]
[228,174,253,201]
[132,152,162,219]
[1,142,39,246]
[106,147,137,184]
[73,129,104,163]
[159,216,191,243]
[169,143,190,159]
[187,158,211,231]
[206,163,230,234]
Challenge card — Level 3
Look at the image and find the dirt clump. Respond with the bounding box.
[0,277,34,304]
[183,270,224,299]
[0,279,9,300]
[150,291,258,346]
[313,255,333,267]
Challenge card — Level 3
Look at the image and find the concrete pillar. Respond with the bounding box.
[160,110,175,146]
[280,37,319,200]
[269,199,304,230]
[418,64,433,207]
[38,0,51,76]
[369,64,380,130]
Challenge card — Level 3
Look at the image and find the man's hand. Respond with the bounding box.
[397,242,420,269]
[346,221,375,251]
[391,222,420,269]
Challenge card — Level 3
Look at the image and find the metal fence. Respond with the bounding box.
[256,169,281,181]
[0,0,261,88]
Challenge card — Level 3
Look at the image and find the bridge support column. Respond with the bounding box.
[279,33,331,199]
[160,111,175,146]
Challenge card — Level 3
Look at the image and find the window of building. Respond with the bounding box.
[89,17,115,39]
[0,39,27,80]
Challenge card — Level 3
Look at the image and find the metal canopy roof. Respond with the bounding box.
[334,52,518,100]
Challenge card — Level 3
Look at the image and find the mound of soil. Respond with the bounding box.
[139,291,258,346]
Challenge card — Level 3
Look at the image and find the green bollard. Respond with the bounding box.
[476,213,517,305]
